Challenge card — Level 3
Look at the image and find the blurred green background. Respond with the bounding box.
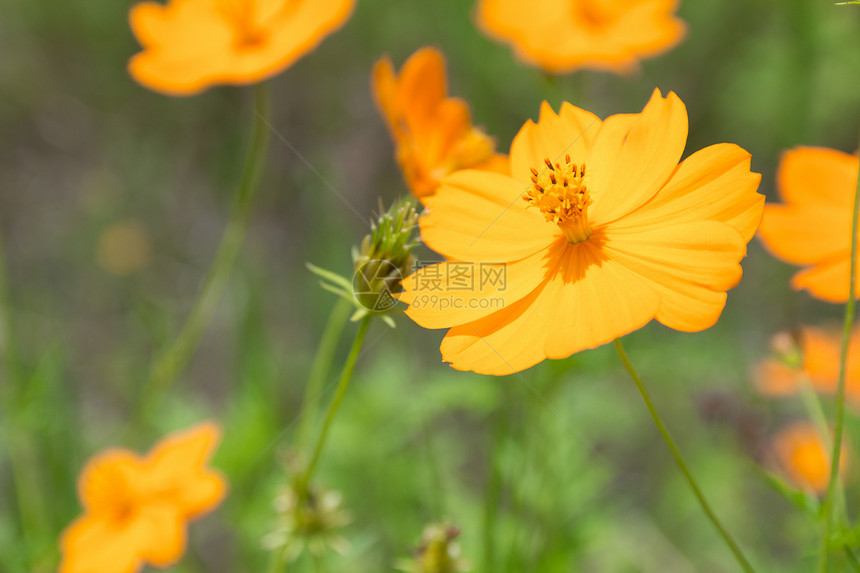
[2,0,860,571]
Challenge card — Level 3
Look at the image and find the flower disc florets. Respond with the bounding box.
[523,155,592,243]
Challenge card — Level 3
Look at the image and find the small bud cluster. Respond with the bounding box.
[396,523,470,573]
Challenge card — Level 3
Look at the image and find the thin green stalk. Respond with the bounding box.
[295,297,352,449]
[135,84,271,426]
[846,546,860,572]
[819,127,860,571]
[613,339,756,573]
[0,233,50,564]
[798,375,847,523]
[482,407,506,572]
[296,315,371,493]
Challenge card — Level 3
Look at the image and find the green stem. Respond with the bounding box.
[134,84,271,427]
[846,546,860,572]
[297,316,371,492]
[295,297,352,449]
[0,233,49,565]
[798,375,847,521]
[613,339,756,573]
[819,127,860,571]
[482,407,505,572]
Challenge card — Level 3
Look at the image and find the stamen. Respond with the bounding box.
[522,156,593,244]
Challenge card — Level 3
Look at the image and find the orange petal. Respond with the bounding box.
[790,255,860,303]
[401,239,567,328]
[143,421,227,515]
[509,101,602,182]
[134,505,187,567]
[752,359,801,397]
[603,220,746,331]
[371,57,400,135]
[128,2,170,47]
[394,47,448,132]
[77,450,144,514]
[777,147,859,207]
[439,242,661,374]
[758,204,850,266]
[59,515,143,573]
[587,89,689,226]
[622,143,763,242]
[421,170,558,261]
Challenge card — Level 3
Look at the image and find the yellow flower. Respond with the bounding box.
[475,0,686,74]
[769,421,848,495]
[400,90,763,375]
[59,422,227,573]
[753,326,860,408]
[128,0,356,95]
[372,47,507,201]
[758,146,860,303]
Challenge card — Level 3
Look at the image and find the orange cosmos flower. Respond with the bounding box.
[758,147,860,303]
[399,89,763,375]
[372,47,507,201]
[59,422,227,573]
[753,326,860,407]
[475,0,686,75]
[769,422,848,495]
[128,0,356,95]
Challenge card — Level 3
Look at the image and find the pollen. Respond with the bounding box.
[523,154,593,244]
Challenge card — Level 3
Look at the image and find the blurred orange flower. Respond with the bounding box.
[475,0,686,75]
[758,147,860,303]
[372,47,507,201]
[59,422,227,573]
[400,89,763,375]
[128,0,356,95]
[753,326,860,407]
[770,421,848,495]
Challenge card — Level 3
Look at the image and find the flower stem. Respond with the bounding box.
[133,83,271,428]
[819,127,860,571]
[296,315,371,493]
[295,297,353,449]
[613,338,756,573]
[0,234,49,566]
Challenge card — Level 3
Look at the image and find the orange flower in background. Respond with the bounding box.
[769,422,848,495]
[475,0,686,75]
[372,47,507,201]
[758,147,860,303]
[400,89,763,375]
[59,422,227,573]
[129,0,356,95]
[753,326,860,407]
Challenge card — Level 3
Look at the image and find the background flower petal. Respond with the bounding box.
[777,146,859,207]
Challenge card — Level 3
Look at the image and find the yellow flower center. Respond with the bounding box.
[523,155,592,244]
[219,0,267,49]
[571,0,613,28]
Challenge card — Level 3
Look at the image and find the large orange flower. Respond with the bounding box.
[129,0,356,95]
[59,422,227,573]
[758,147,860,303]
[475,0,686,75]
[769,421,848,495]
[400,89,763,375]
[372,47,507,201]
[753,326,860,408]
